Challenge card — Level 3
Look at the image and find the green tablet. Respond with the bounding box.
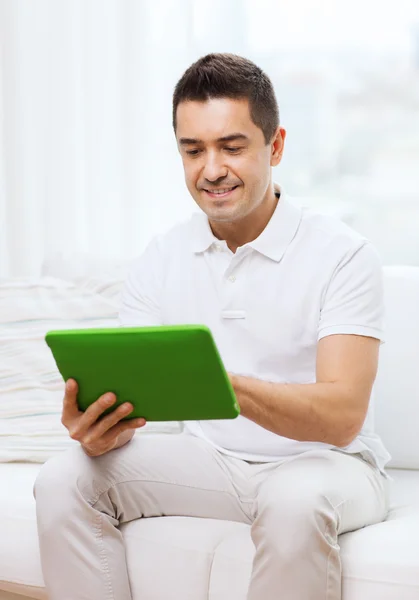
[45,324,240,421]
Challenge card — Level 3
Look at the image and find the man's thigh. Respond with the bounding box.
[254,449,389,533]
[35,432,253,524]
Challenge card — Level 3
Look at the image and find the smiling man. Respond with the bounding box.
[34,54,390,600]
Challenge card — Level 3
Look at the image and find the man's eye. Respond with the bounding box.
[225,147,242,153]
[186,149,201,156]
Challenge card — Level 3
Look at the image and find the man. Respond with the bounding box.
[34,53,390,600]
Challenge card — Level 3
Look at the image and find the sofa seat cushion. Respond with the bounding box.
[1,463,419,600]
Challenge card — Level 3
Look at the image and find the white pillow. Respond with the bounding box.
[0,276,180,464]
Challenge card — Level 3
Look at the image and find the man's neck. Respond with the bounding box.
[209,188,279,253]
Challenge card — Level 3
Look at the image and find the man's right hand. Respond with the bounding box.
[61,379,146,457]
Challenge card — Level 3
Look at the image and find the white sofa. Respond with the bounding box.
[1,265,419,600]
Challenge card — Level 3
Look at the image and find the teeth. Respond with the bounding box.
[207,187,234,194]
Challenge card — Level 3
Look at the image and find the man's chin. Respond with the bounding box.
[191,191,246,223]
[204,207,243,223]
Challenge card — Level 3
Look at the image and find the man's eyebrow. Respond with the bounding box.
[179,137,201,145]
[218,133,249,143]
[179,133,249,145]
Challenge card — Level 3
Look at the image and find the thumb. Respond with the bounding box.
[66,378,78,395]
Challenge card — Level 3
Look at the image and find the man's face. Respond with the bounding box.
[176,98,283,223]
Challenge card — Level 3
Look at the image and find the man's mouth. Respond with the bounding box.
[203,185,239,199]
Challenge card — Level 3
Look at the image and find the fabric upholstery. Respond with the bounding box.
[374,266,419,468]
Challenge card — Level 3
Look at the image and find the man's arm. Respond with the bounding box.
[229,333,380,448]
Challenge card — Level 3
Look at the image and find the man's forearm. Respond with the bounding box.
[229,375,363,448]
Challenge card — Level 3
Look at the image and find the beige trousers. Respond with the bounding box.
[34,432,389,600]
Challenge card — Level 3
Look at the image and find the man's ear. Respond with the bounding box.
[270,127,286,167]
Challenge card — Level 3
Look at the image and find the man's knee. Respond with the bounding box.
[34,445,92,503]
[254,478,341,550]
[34,436,149,508]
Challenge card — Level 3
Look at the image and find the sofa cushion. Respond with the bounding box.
[1,462,418,600]
[374,266,419,468]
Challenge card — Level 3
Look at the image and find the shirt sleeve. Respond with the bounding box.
[318,242,385,342]
[118,236,164,327]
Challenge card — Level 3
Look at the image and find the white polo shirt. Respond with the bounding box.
[119,189,391,473]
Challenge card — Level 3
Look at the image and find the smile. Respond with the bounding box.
[203,186,238,199]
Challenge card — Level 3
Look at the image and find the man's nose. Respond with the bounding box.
[202,154,228,183]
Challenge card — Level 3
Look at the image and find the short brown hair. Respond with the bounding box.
[172,53,279,145]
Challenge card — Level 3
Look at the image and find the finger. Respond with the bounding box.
[99,417,146,446]
[61,379,81,424]
[82,420,145,457]
[84,402,136,443]
[76,391,118,438]
[82,413,145,448]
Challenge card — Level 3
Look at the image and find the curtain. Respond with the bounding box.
[0,0,238,276]
[1,0,419,277]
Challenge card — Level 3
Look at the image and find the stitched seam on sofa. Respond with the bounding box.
[93,512,115,600]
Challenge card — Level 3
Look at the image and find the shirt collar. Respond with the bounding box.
[190,185,302,262]
[190,212,219,254]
